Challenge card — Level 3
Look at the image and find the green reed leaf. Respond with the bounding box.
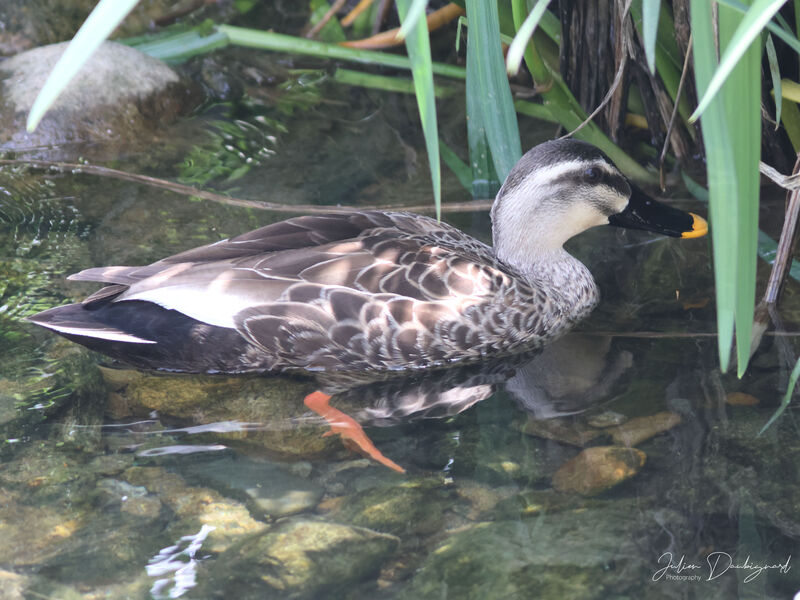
[720,1,761,377]
[642,0,662,73]
[396,0,441,219]
[397,0,430,41]
[691,0,762,375]
[766,34,783,126]
[506,0,553,76]
[220,25,466,79]
[759,354,800,434]
[715,0,800,56]
[465,0,522,180]
[691,0,785,122]
[691,0,737,372]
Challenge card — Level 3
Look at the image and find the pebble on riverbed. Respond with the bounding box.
[606,411,682,446]
[724,392,760,406]
[513,417,605,447]
[587,410,628,428]
[552,446,646,496]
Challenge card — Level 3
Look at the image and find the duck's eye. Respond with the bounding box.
[584,167,602,183]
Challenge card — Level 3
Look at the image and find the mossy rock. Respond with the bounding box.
[327,479,450,537]
[203,517,399,599]
[0,41,201,161]
[402,504,686,600]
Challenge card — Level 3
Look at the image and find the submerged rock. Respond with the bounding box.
[513,416,606,447]
[724,392,760,406]
[0,570,26,600]
[0,570,83,600]
[607,411,682,446]
[552,446,646,496]
[204,517,399,599]
[402,504,683,600]
[587,410,628,428]
[101,369,334,461]
[493,488,588,519]
[122,466,267,554]
[322,479,450,537]
[0,41,201,160]
[181,455,323,518]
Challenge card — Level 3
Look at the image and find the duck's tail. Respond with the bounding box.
[27,303,157,344]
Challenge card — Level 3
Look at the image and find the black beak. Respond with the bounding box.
[608,184,708,239]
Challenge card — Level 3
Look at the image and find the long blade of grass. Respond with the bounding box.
[691,0,738,372]
[642,0,662,73]
[690,0,785,122]
[397,0,430,41]
[718,1,761,377]
[466,28,499,197]
[759,354,800,434]
[464,0,521,179]
[506,0,553,76]
[396,0,441,219]
[729,8,761,378]
[219,25,467,79]
[716,0,800,56]
[796,0,800,37]
[127,29,230,63]
[691,0,762,375]
[332,68,455,97]
[766,34,783,126]
[537,9,562,44]
[439,139,473,190]
[27,0,140,131]
[779,92,800,151]
[781,78,800,101]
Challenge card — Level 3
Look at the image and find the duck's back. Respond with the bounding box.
[29,211,579,373]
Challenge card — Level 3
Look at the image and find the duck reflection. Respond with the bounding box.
[102,334,632,471]
[310,334,632,469]
[324,334,631,424]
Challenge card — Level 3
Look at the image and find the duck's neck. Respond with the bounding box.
[497,245,600,317]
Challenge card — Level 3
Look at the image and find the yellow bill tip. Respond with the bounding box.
[681,213,708,239]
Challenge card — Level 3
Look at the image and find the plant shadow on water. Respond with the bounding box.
[2,58,800,600]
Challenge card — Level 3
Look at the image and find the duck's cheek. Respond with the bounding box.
[566,204,613,235]
[612,195,631,215]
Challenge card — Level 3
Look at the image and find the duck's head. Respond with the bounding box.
[491,138,707,271]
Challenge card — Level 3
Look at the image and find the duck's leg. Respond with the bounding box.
[303,391,406,473]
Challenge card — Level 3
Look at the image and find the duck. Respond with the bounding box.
[28,139,707,471]
[28,139,707,377]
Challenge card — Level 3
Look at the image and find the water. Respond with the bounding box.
[2,55,800,600]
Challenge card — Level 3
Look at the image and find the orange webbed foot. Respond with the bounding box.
[304,391,406,473]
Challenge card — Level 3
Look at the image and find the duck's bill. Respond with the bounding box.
[608,185,708,238]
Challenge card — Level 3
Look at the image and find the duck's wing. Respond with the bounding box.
[67,211,539,369]
[108,211,511,324]
[68,213,403,287]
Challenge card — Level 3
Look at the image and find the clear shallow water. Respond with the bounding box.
[2,59,800,600]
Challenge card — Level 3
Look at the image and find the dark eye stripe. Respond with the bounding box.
[551,169,628,194]
[604,173,630,196]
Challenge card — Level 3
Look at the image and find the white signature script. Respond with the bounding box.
[652,552,792,583]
